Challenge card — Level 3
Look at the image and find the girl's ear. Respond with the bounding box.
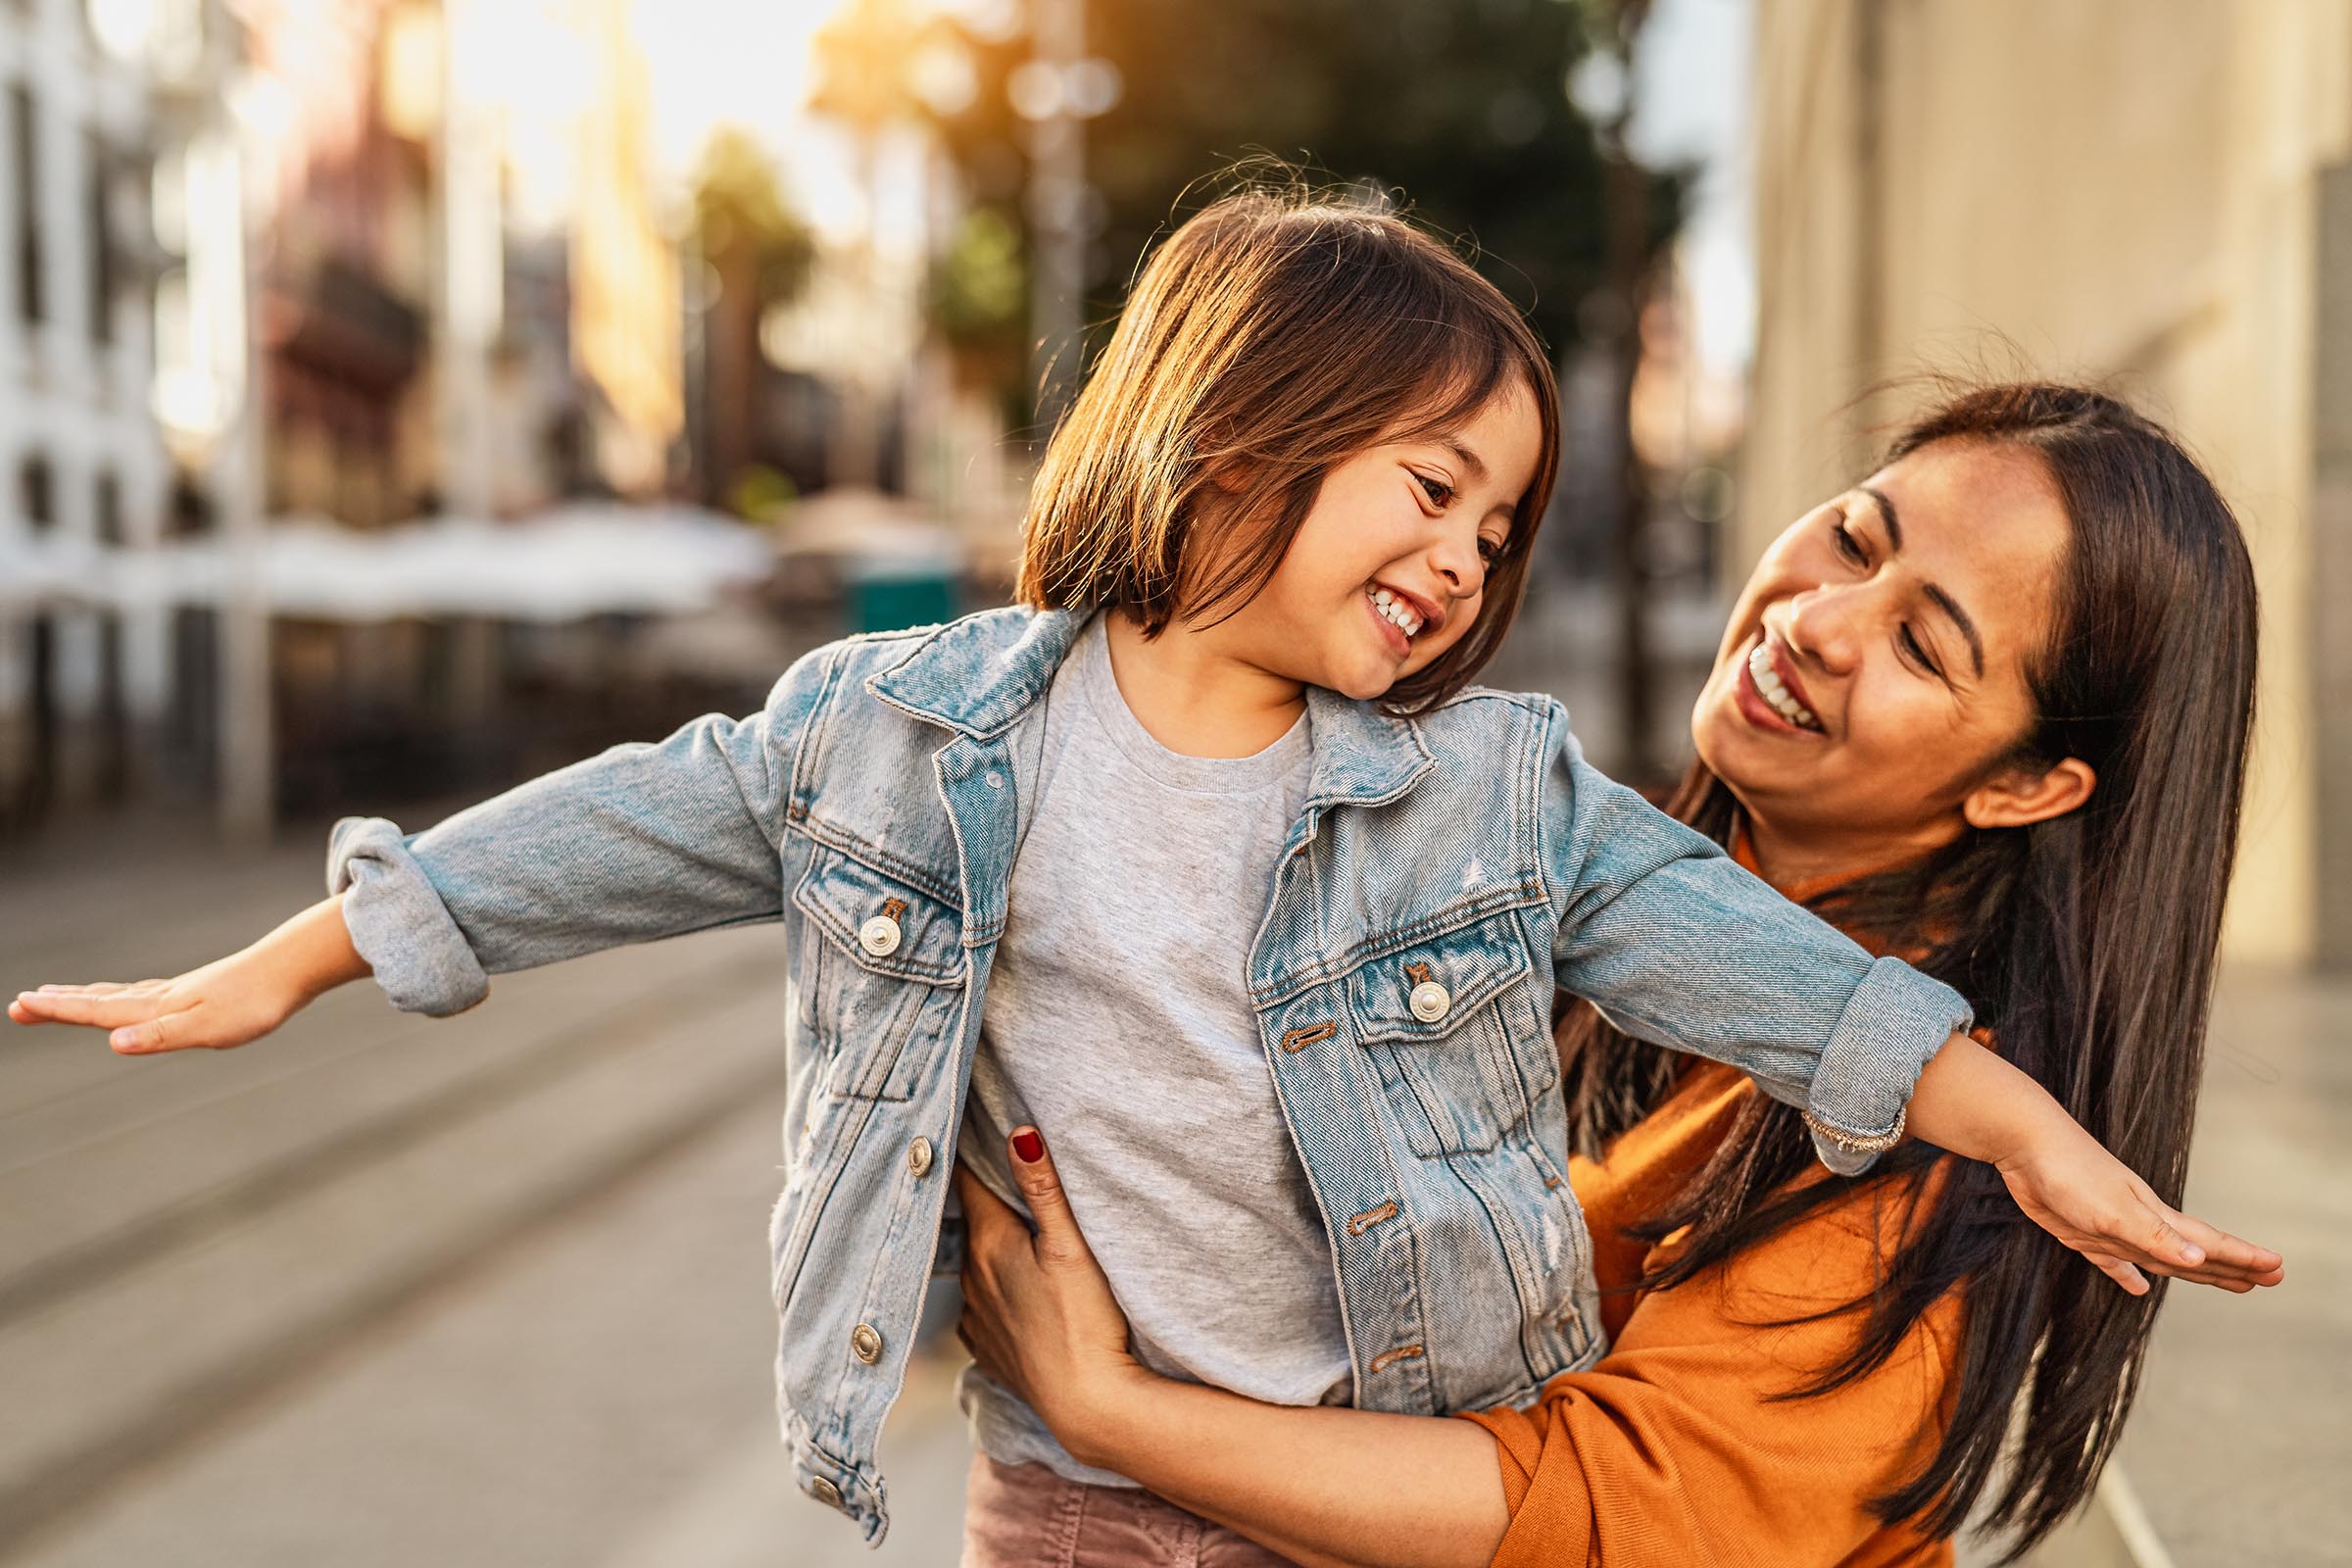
[1962,757,2096,830]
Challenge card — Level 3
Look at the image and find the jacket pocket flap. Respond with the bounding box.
[792,847,966,986]
[1347,915,1532,1045]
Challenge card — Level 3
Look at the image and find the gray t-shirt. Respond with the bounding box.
[959,614,1349,1485]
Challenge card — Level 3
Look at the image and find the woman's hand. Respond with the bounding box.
[956,1127,1150,1464]
[1992,1113,2286,1295]
[8,896,369,1054]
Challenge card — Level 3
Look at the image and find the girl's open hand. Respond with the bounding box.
[1994,1114,2286,1295]
[956,1128,1146,1460]
[11,896,371,1054]
[13,951,309,1054]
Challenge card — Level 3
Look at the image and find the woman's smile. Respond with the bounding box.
[1738,633,1824,735]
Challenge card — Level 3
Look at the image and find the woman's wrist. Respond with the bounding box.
[1048,1358,1161,1471]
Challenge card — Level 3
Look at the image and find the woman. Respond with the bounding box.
[954,384,2284,1567]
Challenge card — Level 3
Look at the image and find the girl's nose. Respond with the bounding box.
[1427,530,1485,599]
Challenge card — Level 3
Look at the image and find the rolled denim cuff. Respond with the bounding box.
[1806,956,1973,1177]
[326,815,491,1017]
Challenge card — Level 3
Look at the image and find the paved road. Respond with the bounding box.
[0,808,971,1567]
[3,804,2343,1566]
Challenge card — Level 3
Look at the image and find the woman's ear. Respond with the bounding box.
[1962,757,2097,830]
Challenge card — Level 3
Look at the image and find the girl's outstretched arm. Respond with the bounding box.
[1539,720,2283,1293]
[12,645,835,1046]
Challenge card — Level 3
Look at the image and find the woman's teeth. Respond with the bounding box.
[1369,586,1423,637]
[1746,643,1821,731]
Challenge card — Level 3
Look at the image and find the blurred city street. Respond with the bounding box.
[2,795,2344,1567]
[0,808,974,1567]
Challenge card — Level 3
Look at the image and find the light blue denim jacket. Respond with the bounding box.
[327,607,1970,1544]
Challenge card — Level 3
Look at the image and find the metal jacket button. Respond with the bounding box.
[808,1475,845,1509]
[907,1136,934,1177]
[1408,979,1452,1023]
[851,1323,884,1363]
[858,915,902,956]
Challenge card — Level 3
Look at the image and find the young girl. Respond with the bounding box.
[9,192,2274,1556]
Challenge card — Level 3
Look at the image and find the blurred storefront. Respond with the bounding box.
[1746,0,2352,968]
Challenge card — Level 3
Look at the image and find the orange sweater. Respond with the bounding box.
[1462,851,1964,1567]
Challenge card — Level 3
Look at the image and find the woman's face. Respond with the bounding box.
[1691,438,2075,861]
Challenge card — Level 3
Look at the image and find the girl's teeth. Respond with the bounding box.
[1369,587,1422,637]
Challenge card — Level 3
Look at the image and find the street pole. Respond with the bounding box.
[436,0,501,727]
[216,96,270,844]
[1025,0,1085,435]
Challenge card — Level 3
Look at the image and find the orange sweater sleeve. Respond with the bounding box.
[1460,1175,1962,1568]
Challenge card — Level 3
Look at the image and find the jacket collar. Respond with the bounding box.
[865,608,1088,740]
[867,605,1434,806]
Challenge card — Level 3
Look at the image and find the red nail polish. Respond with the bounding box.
[1012,1129,1044,1164]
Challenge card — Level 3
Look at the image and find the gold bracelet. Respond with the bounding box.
[1800,1104,1907,1156]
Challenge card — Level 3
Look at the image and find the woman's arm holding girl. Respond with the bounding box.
[958,1132,1961,1568]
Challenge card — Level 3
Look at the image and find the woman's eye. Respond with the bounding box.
[1832,520,1866,563]
[1416,473,1454,508]
[1899,625,1942,677]
[1477,535,1502,565]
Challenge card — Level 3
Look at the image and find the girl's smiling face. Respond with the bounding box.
[1209,384,1544,701]
[1692,437,2081,867]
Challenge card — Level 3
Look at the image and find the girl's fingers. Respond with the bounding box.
[2163,1210,2281,1276]
[12,991,170,1028]
[111,1009,198,1054]
[2081,1250,2151,1296]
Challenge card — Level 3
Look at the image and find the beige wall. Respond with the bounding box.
[1746,0,2352,965]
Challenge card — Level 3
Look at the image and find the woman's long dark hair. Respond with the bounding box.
[1561,384,2259,1560]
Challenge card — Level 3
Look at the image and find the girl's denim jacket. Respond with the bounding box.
[327,607,1970,1544]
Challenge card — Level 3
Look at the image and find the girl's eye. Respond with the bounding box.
[1416,473,1454,508]
[1899,624,1943,678]
[1832,519,1866,563]
[1477,535,1503,565]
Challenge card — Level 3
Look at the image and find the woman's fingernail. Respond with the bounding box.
[1012,1129,1044,1164]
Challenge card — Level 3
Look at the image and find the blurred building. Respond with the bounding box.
[0,0,174,833]
[1745,0,2352,968]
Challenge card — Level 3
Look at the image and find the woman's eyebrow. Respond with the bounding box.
[1862,485,1984,676]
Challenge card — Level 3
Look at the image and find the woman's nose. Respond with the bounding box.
[1778,585,1864,673]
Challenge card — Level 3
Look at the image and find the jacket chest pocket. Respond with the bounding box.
[1347,909,1555,1157]
[791,845,966,1102]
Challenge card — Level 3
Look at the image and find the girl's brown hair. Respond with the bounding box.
[1016,185,1561,711]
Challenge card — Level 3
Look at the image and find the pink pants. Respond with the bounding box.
[960,1453,1303,1568]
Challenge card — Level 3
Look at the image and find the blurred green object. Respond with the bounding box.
[847,562,959,633]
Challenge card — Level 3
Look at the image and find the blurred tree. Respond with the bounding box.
[690,130,817,509]
[924,0,1688,418]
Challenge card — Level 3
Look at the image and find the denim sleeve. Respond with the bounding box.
[1536,709,1973,1176]
[326,644,835,1016]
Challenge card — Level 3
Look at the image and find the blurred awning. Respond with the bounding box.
[6,504,775,621]
[772,487,961,575]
